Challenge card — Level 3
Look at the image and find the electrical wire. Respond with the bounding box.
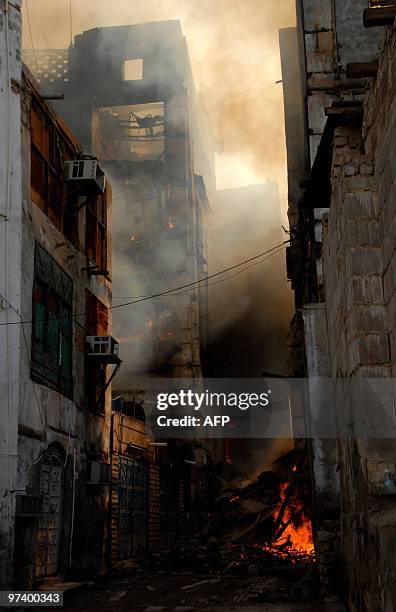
[3,0,14,495]
[0,239,293,327]
[1,292,48,443]
[173,244,286,297]
[69,0,73,47]
[113,243,287,300]
[25,0,39,77]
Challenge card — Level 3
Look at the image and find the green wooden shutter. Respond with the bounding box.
[32,243,73,397]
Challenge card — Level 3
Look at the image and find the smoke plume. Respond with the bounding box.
[22,0,296,206]
[22,0,296,380]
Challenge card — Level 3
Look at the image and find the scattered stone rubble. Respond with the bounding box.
[110,450,319,605]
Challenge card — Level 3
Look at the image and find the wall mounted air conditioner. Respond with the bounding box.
[86,335,120,360]
[15,495,43,517]
[65,159,106,194]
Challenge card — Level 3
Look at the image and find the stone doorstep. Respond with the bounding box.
[36,579,93,593]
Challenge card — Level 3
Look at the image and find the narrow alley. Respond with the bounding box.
[1,2,396,612]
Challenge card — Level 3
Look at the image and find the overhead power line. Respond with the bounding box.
[113,243,287,300]
[25,0,39,76]
[0,239,292,327]
[69,0,73,47]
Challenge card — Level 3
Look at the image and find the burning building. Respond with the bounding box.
[23,21,216,564]
[282,0,396,608]
[0,1,115,589]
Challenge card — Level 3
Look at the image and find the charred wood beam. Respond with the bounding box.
[41,93,65,100]
[308,79,369,93]
[363,6,396,27]
[346,60,379,78]
[273,504,307,542]
[229,505,277,543]
[270,444,308,540]
[324,104,364,118]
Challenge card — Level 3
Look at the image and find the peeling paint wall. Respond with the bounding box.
[0,0,22,590]
[1,64,114,587]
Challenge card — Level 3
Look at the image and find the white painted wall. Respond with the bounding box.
[0,0,22,589]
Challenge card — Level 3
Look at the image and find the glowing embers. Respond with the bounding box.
[116,305,180,369]
[118,311,177,345]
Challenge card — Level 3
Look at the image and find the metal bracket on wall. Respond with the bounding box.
[81,265,110,277]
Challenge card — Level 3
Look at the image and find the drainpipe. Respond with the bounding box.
[69,447,77,568]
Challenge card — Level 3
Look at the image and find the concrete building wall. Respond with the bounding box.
[279,27,309,231]
[284,2,396,608]
[299,0,383,166]
[17,78,113,585]
[31,22,216,561]
[302,304,341,600]
[0,0,23,589]
[321,23,396,611]
[0,57,114,587]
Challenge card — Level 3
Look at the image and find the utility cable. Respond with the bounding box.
[25,0,40,77]
[1,293,48,443]
[173,243,286,296]
[0,239,293,327]
[113,243,287,300]
[69,0,73,47]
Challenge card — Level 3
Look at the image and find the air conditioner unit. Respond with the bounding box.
[15,495,43,517]
[86,461,110,485]
[86,335,120,360]
[65,159,106,194]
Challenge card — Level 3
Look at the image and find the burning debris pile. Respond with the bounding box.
[111,449,318,605]
[179,448,315,576]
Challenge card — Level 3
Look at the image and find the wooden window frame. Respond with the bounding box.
[30,96,78,245]
[85,193,107,270]
[85,291,108,413]
[31,244,73,398]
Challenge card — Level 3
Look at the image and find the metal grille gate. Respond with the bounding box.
[160,467,179,550]
[118,458,148,559]
[35,462,63,577]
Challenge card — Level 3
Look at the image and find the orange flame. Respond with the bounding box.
[272,480,314,555]
[159,330,176,340]
[263,464,314,558]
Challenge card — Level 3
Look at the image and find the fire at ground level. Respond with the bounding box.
[40,448,332,611]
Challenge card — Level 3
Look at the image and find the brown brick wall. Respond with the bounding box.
[148,464,160,552]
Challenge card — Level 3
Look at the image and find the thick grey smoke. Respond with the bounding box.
[22,1,296,382]
[206,183,293,377]
[22,0,296,206]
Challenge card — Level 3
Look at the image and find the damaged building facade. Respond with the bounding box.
[1,0,115,590]
[24,21,216,565]
[282,0,396,609]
